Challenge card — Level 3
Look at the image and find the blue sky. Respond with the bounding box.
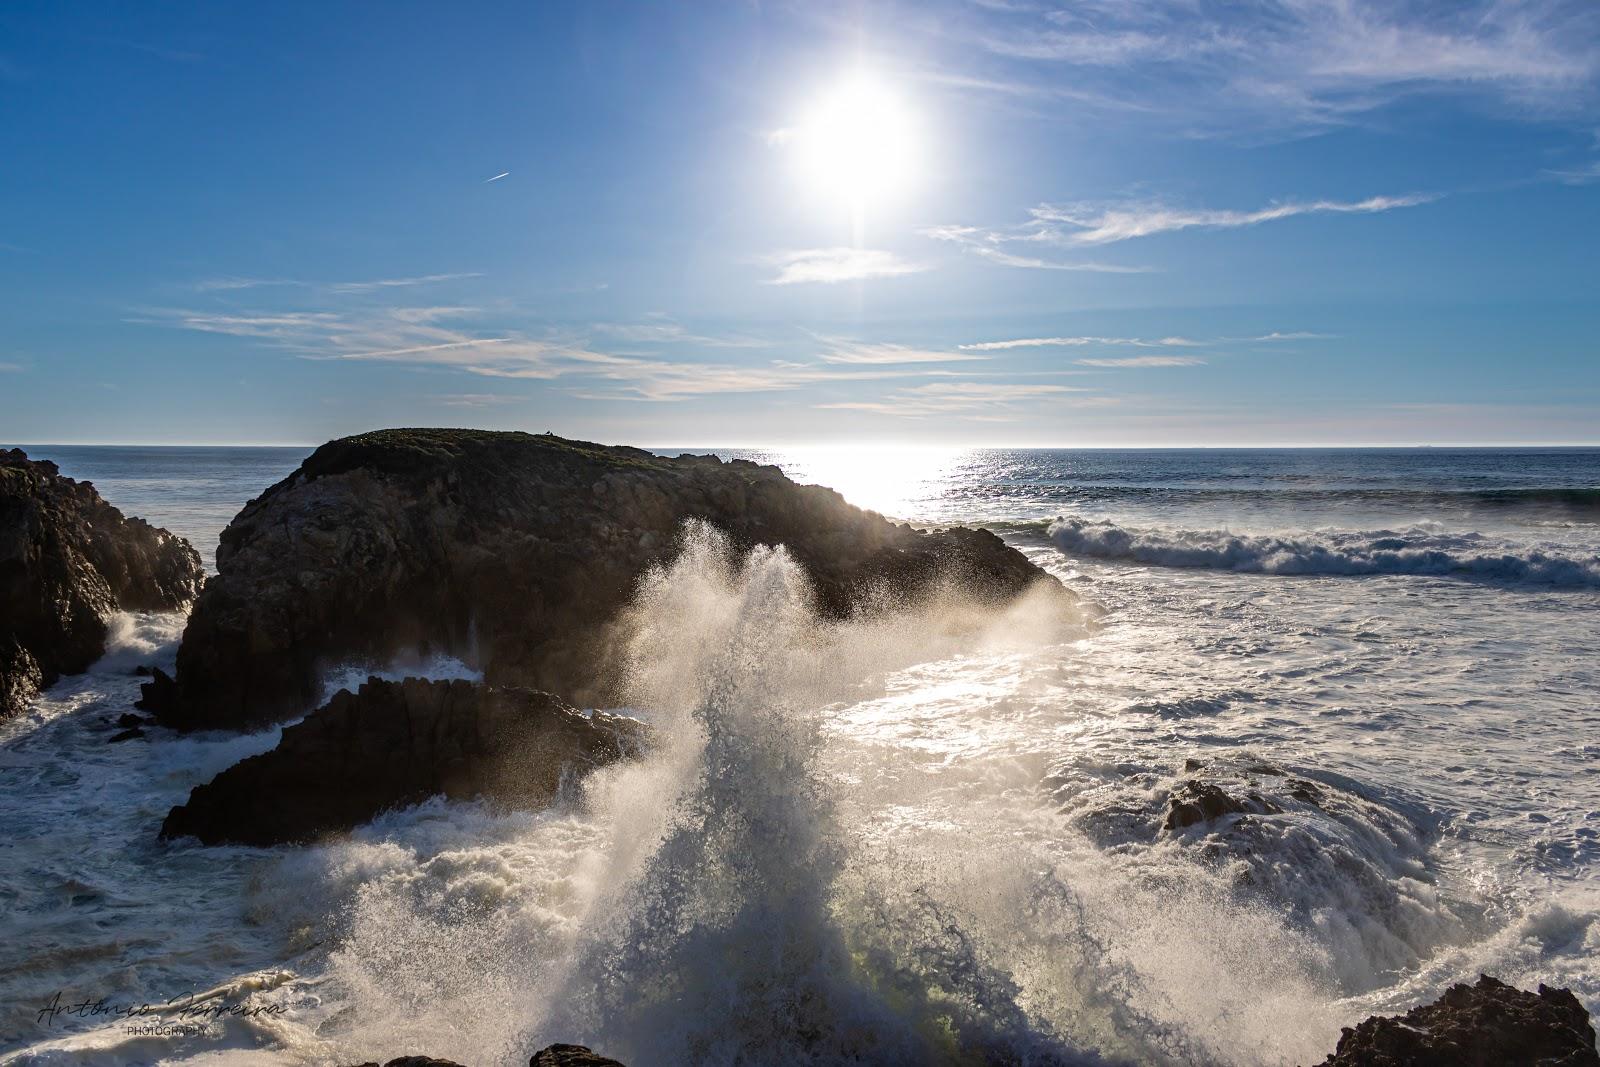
[2,0,1597,446]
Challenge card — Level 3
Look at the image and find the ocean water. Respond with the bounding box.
[2,444,1597,1065]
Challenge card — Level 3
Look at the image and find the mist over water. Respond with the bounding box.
[3,446,1598,1065]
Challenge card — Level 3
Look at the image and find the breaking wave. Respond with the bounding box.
[1048,518,1600,587]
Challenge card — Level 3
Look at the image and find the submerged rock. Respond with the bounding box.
[1315,974,1599,1066]
[0,448,203,718]
[161,677,648,846]
[149,429,1051,730]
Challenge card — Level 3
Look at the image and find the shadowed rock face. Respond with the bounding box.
[153,429,1050,730]
[529,1045,627,1067]
[0,449,203,718]
[161,677,648,846]
[1315,974,1599,1066]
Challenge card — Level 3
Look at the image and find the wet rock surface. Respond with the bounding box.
[1314,974,1599,1066]
[1047,753,1462,990]
[149,429,1050,730]
[161,677,648,846]
[0,448,203,718]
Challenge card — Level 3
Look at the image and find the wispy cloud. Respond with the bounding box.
[484,172,510,183]
[593,317,771,348]
[819,381,1107,419]
[192,272,482,293]
[0,361,22,372]
[817,339,980,364]
[953,0,1600,135]
[921,225,1153,272]
[138,303,971,403]
[959,335,1203,351]
[766,247,928,284]
[1547,160,1600,184]
[1242,330,1337,342]
[1029,194,1437,246]
[436,392,519,408]
[1075,356,1206,368]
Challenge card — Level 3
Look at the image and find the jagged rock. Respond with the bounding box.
[1164,779,1282,830]
[107,727,145,743]
[343,1058,469,1067]
[530,1044,627,1066]
[161,677,648,846]
[1315,974,1599,1066]
[135,665,177,711]
[150,429,1051,730]
[0,449,203,718]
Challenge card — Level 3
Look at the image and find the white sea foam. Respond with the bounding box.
[1048,517,1600,587]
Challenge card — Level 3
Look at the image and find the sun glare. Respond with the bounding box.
[788,72,918,213]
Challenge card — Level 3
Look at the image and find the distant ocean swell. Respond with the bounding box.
[1047,518,1600,587]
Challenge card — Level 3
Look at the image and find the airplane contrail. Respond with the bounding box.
[484,171,509,183]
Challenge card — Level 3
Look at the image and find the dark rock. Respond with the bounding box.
[108,727,145,743]
[135,665,177,711]
[1165,779,1255,830]
[340,1058,469,1067]
[116,712,146,728]
[1315,974,1599,1066]
[0,449,203,718]
[133,664,152,676]
[161,676,648,846]
[155,429,1052,730]
[531,1045,628,1067]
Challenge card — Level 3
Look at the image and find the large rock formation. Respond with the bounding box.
[1315,975,1598,1066]
[0,448,203,717]
[161,677,648,846]
[151,429,1050,730]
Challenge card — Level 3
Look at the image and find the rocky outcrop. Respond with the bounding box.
[0,449,203,718]
[1315,975,1598,1066]
[150,429,1051,730]
[161,677,648,845]
[344,1046,625,1067]
[530,1046,627,1067]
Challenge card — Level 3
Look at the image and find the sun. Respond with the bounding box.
[786,72,918,213]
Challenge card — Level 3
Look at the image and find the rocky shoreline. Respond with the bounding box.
[3,431,1595,1064]
[0,448,203,718]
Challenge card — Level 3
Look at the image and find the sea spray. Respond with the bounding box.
[525,522,1083,1063]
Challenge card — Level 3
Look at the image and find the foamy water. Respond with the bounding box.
[2,446,1597,1064]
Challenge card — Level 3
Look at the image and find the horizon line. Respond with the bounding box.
[9,439,1600,451]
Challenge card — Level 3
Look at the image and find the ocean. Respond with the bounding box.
[2,444,1597,1065]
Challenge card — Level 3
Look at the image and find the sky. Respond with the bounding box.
[1,0,1598,447]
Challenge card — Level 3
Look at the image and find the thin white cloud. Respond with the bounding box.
[192,273,482,293]
[139,303,970,402]
[436,393,518,408]
[1076,356,1206,367]
[1029,194,1438,246]
[767,248,929,285]
[959,335,1204,351]
[818,381,1100,418]
[920,225,1153,272]
[0,361,22,372]
[1242,330,1337,342]
[327,273,484,293]
[484,172,510,183]
[817,339,981,365]
[958,0,1600,134]
[1547,160,1600,184]
[593,318,771,348]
